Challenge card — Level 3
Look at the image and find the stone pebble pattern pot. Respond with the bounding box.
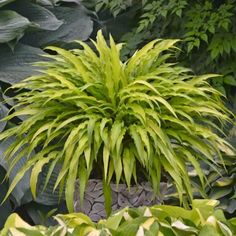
[74,179,167,222]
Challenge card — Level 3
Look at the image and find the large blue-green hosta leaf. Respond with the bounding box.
[0,137,32,206]
[22,5,93,47]
[0,10,31,43]
[0,138,62,207]
[36,164,64,205]
[0,139,64,206]
[0,44,48,84]
[9,2,63,31]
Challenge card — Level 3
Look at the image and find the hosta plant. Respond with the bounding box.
[1,200,236,235]
[0,31,234,213]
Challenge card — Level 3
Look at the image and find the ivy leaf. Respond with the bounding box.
[176,9,182,17]
[161,9,168,18]
[208,25,215,34]
[194,38,200,48]
[187,43,194,53]
[210,48,219,60]
[224,76,236,86]
[200,34,208,43]
[221,21,229,31]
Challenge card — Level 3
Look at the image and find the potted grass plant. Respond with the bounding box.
[0,31,234,218]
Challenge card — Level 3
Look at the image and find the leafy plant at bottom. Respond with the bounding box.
[0,30,234,214]
[1,200,236,235]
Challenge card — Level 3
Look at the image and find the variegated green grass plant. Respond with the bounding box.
[0,31,234,213]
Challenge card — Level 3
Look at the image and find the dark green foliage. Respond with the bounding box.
[0,0,93,84]
[85,0,236,99]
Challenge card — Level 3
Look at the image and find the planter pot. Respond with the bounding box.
[74,179,168,222]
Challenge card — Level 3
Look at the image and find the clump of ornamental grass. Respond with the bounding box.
[0,31,234,213]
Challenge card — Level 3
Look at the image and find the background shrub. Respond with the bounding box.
[83,0,236,100]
